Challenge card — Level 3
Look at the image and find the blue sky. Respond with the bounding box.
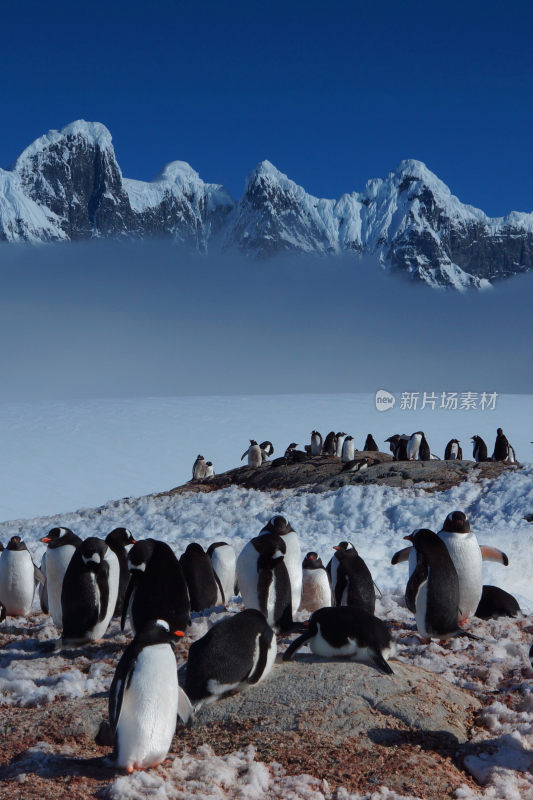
[1,0,533,216]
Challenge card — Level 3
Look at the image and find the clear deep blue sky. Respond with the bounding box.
[2,0,533,216]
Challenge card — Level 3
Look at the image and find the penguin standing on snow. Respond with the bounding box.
[122,539,191,635]
[207,542,236,604]
[471,435,488,462]
[106,619,192,772]
[310,430,323,456]
[180,543,223,612]
[323,431,337,456]
[0,536,42,617]
[283,606,394,674]
[300,552,332,613]
[364,434,379,452]
[61,537,120,644]
[241,440,262,468]
[327,541,375,614]
[185,609,276,709]
[403,529,479,641]
[444,439,462,460]
[106,528,136,618]
[39,527,81,628]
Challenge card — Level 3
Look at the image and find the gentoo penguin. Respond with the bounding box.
[418,433,430,461]
[122,539,191,635]
[185,609,276,710]
[0,601,5,623]
[107,619,192,772]
[282,606,394,674]
[342,456,372,473]
[310,430,323,456]
[259,441,274,463]
[284,442,298,457]
[326,542,375,614]
[180,543,223,612]
[335,432,347,458]
[192,455,207,480]
[323,431,337,456]
[204,461,215,478]
[40,527,81,628]
[300,552,332,612]
[475,585,521,619]
[407,432,423,460]
[61,537,120,644]
[249,532,292,630]
[236,515,302,622]
[207,542,236,604]
[364,434,378,452]
[404,529,479,641]
[39,551,48,613]
[241,440,262,468]
[444,439,462,460]
[386,434,409,460]
[492,428,516,462]
[106,528,136,618]
[341,435,355,462]
[471,435,488,462]
[286,445,307,463]
[0,536,40,616]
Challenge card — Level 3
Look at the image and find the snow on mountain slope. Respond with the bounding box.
[2,120,533,286]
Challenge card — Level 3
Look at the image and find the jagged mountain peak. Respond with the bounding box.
[12,120,114,172]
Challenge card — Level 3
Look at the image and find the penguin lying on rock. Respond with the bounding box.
[283,606,394,674]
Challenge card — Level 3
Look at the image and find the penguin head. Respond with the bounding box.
[250,440,258,445]
[7,536,26,551]
[184,542,205,556]
[404,529,439,554]
[106,527,136,548]
[303,551,324,569]
[333,541,357,557]
[40,526,74,544]
[196,454,205,460]
[80,537,107,568]
[262,515,294,536]
[442,511,471,534]
[205,461,213,466]
[136,619,186,645]
[128,539,156,572]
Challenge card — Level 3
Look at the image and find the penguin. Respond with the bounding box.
[300,552,332,613]
[241,440,262,468]
[341,435,355,462]
[444,439,462,460]
[287,447,308,463]
[61,537,120,644]
[236,515,302,622]
[0,601,5,623]
[323,431,337,456]
[475,585,521,619]
[335,432,347,458]
[38,551,48,614]
[326,542,375,614]
[106,528,136,618]
[185,609,276,710]
[249,532,292,630]
[0,536,40,617]
[180,543,223,612]
[204,461,215,478]
[122,539,191,635]
[386,434,409,460]
[341,456,372,473]
[407,432,423,461]
[259,441,274,463]
[492,428,511,461]
[207,542,236,604]
[39,527,81,628]
[107,619,192,772]
[284,442,298,457]
[364,434,378,452]
[310,430,323,456]
[192,455,207,480]
[418,433,431,461]
[404,529,480,641]
[471,435,488,462]
[282,606,394,674]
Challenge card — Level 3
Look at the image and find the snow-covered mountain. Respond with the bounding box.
[2,120,533,289]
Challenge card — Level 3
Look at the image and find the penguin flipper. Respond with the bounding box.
[241,451,248,461]
[121,573,138,631]
[366,651,394,675]
[391,546,412,565]
[282,631,312,661]
[480,546,509,566]
[177,687,194,726]
[373,581,383,599]
[33,565,46,584]
[109,650,136,735]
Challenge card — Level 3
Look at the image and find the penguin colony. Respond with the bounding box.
[0,425,527,775]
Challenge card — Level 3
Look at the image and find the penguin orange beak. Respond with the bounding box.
[333,546,340,551]
[131,539,137,544]
[40,536,51,543]
[404,534,414,542]
[174,630,185,637]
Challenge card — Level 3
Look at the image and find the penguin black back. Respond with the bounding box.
[364,434,378,452]
[61,537,111,640]
[106,527,136,618]
[252,532,292,631]
[475,585,521,619]
[180,543,221,612]
[123,539,191,634]
[328,541,375,614]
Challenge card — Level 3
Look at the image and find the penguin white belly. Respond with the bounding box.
[282,531,302,614]
[300,570,331,612]
[438,531,482,620]
[236,542,261,610]
[311,624,355,657]
[450,443,458,459]
[116,645,178,771]
[0,550,35,616]
[342,440,354,462]
[47,545,77,627]
[414,580,429,638]
[211,546,236,603]
[407,435,421,460]
[87,551,120,641]
[335,436,346,458]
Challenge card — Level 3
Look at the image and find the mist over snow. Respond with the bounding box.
[1,239,533,401]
